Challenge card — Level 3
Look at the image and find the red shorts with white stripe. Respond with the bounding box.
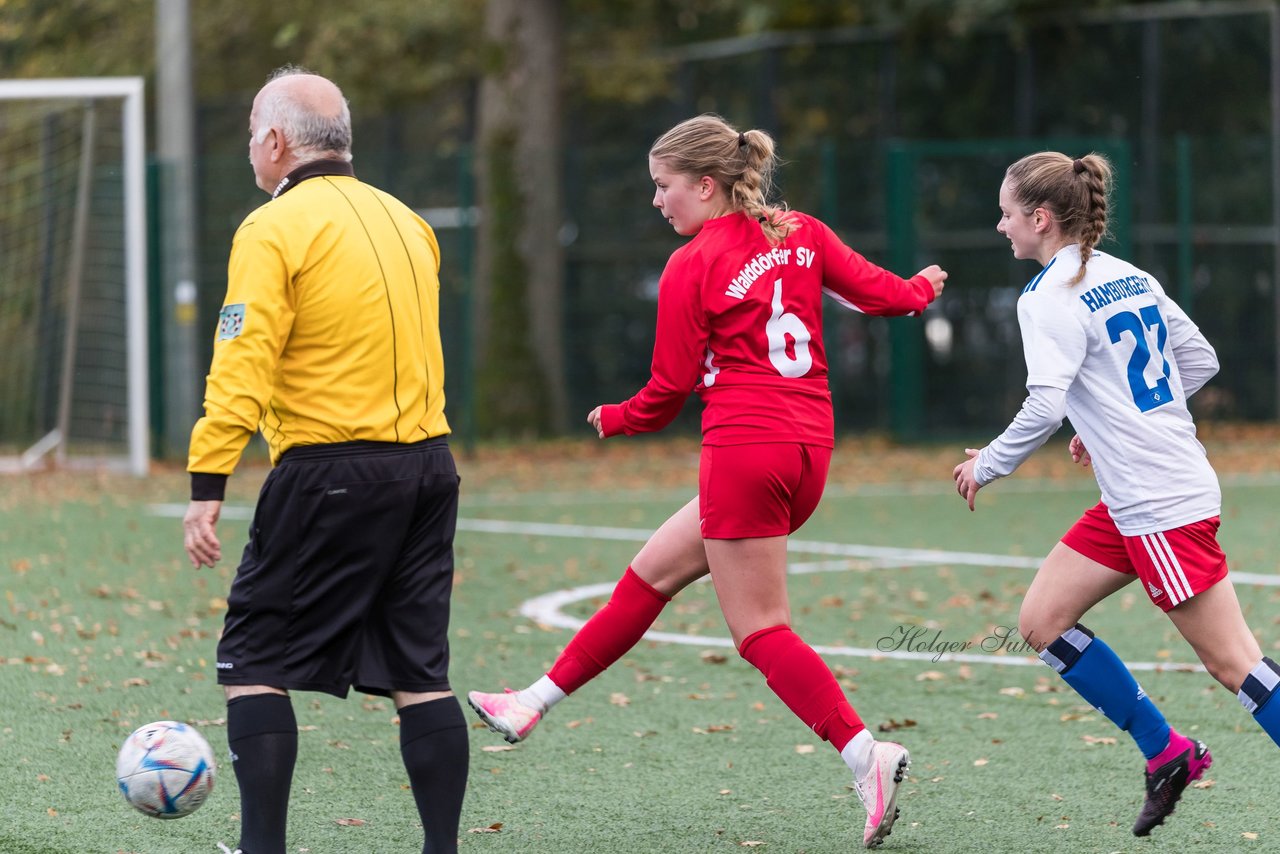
[1061,501,1228,612]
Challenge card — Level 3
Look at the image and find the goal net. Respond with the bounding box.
[0,78,149,476]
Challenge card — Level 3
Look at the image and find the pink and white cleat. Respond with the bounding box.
[467,689,543,744]
[852,740,910,849]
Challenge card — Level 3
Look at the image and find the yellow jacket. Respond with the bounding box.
[188,161,449,491]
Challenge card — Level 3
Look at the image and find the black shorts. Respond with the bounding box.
[216,437,459,698]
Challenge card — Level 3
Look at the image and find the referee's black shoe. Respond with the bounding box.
[1132,734,1212,836]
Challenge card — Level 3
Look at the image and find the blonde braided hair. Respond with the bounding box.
[1005,151,1113,284]
[649,114,795,244]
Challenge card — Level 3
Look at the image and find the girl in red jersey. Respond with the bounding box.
[469,114,946,849]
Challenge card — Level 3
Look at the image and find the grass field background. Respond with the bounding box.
[3,429,1280,853]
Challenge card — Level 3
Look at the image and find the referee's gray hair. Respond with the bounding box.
[255,65,353,163]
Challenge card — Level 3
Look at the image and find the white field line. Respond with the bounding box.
[147,504,1280,670]
[447,470,1280,508]
[149,506,1279,671]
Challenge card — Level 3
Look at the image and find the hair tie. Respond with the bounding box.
[737,131,747,148]
[1072,158,1087,174]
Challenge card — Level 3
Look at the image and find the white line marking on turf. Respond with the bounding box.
[446,470,1280,507]
[147,505,1280,672]
[146,505,1280,589]
[515,583,1206,672]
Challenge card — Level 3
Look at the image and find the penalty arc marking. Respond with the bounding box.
[460,518,1263,673]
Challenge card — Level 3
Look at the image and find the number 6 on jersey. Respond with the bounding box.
[766,279,813,377]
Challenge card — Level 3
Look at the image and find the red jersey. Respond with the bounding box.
[598,211,936,446]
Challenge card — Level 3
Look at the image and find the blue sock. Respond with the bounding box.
[1040,624,1170,759]
[1237,657,1280,748]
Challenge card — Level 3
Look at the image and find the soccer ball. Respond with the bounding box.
[116,720,216,819]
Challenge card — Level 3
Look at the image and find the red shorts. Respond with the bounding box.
[1061,502,1228,612]
[698,442,831,539]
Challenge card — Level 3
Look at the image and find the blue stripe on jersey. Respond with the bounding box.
[1022,257,1057,294]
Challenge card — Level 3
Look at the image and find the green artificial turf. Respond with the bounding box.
[2,439,1278,853]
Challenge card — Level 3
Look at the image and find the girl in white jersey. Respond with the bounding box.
[953,151,1280,837]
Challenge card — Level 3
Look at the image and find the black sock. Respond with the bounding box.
[227,693,298,854]
[399,696,469,854]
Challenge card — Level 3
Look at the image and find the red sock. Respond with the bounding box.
[546,567,671,694]
[739,625,865,752]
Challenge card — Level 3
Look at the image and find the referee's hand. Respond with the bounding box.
[183,500,223,568]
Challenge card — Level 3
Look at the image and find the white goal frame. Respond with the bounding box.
[0,77,149,476]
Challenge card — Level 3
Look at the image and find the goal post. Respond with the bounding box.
[0,77,150,476]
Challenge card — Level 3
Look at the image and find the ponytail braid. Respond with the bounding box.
[1073,155,1111,280]
[649,115,795,245]
[1005,151,1114,284]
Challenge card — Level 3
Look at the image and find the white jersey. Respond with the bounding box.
[1012,245,1220,534]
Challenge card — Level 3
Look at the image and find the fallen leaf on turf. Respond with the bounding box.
[692,724,734,734]
[999,687,1025,697]
[916,671,945,681]
[335,818,365,826]
[740,841,766,847]
[468,823,503,834]
[877,718,917,732]
[973,758,989,766]
[719,789,732,795]
[1051,793,1064,801]
[1055,824,1069,829]
[481,745,516,753]
[47,808,57,817]
[751,702,765,711]
[1243,832,1259,840]
[795,744,815,754]
[610,692,630,707]
[977,712,998,720]
[1081,735,1117,745]
[701,650,728,664]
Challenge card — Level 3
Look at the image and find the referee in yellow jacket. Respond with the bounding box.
[182,66,466,854]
